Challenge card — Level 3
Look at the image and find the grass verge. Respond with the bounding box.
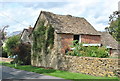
[0,61,119,81]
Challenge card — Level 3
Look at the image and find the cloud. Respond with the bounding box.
[0,0,119,35]
[21,2,68,9]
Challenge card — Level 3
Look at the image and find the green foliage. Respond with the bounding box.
[106,17,120,43]
[32,20,54,59]
[32,21,46,52]
[10,43,31,65]
[67,40,83,56]
[17,43,31,65]
[3,35,20,56]
[2,49,8,58]
[46,25,54,49]
[116,17,120,43]
[3,35,31,65]
[67,40,109,58]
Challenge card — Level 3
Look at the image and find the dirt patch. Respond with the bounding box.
[0,57,13,62]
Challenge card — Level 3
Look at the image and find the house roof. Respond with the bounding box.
[20,27,33,39]
[99,32,119,49]
[34,11,101,35]
[26,27,33,34]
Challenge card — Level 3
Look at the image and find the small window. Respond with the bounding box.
[74,35,79,44]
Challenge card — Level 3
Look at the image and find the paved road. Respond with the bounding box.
[1,65,70,80]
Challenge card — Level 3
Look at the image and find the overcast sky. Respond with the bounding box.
[0,0,119,35]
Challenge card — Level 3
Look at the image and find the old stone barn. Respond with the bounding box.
[30,11,118,77]
[30,11,102,68]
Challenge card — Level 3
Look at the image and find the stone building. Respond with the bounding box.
[29,11,119,77]
[30,11,104,68]
[20,27,33,44]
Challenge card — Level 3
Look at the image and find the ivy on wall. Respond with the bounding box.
[32,20,46,52]
[46,25,54,51]
[32,20,54,60]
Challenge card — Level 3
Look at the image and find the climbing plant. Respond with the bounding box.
[32,20,46,52]
[46,25,54,51]
[32,20,54,58]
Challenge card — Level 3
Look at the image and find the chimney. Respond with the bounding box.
[29,25,32,29]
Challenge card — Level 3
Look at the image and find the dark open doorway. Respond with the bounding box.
[74,35,79,44]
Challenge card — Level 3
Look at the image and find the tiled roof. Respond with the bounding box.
[42,11,101,35]
[100,32,119,49]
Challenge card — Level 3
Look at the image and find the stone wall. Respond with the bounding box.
[110,49,119,57]
[31,32,60,69]
[58,55,118,77]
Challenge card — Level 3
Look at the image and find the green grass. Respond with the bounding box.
[0,61,120,81]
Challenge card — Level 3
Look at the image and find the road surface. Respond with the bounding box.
[1,65,70,80]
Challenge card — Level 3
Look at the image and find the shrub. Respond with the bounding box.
[3,35,31,65]
[96,47,109,58]
[2,49,8,58]
[15,43,31,65]
[67,40,109,58]
[3,35,20,56]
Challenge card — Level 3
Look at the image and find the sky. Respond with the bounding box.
[0,0,119,35]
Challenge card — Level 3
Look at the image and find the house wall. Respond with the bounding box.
[59,34,101,54]
[81,35,101,44]
[31,12,59,69]
[31,32,60,69]
[110,49,119,57]
[60,34,73,53]
[21,31,30,43]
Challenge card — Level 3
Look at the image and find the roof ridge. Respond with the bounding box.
[41,10,85,19]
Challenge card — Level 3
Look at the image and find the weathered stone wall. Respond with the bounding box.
[31,32,60,69]
[21,30,30,43]
[58,55,118,77]
[110,49,119,57]
[81,35,101,44]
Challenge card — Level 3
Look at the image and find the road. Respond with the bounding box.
[1,65,70,80]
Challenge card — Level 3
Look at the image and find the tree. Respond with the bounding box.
[3,35,20,56]
[17,43,31,65]
[116,17,120,43]
[105,11,120,43]
[3,35,31,65]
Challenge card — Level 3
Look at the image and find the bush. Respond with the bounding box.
[66,40,109,58]
[2,49,8,58]
[3,35,31,65]
[3,35,20,56]
[10,43,31,65]
[17,43,31,65]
